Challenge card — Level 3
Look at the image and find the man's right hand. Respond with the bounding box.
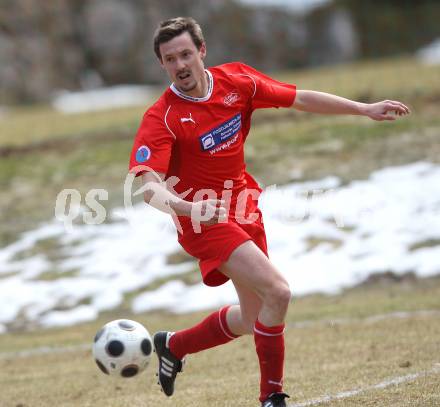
[141,171,228,225]
[191,199,227,225]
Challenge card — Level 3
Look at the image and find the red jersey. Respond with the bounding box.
[129,62,296,208]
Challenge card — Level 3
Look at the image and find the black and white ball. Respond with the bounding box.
[93,319,153,378]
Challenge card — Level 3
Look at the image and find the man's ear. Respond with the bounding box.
[199,42,207,59]
[158,57,165,69]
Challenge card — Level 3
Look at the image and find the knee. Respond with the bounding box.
[264,281,292,310]
[277,283,292,308]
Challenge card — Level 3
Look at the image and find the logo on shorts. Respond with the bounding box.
[136,145,151,163]
[223,91,240,106]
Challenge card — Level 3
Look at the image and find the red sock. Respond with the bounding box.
[169,305,240,360]
[254,319,285,402]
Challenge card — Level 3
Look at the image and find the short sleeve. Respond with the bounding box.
[128,109,175,177]
[237,63,296,110]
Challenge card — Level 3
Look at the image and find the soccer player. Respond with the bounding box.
[128,17,410,407]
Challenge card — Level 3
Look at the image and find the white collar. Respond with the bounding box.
[170,69,213,102]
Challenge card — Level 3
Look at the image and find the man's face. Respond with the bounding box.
[159,31,206,95]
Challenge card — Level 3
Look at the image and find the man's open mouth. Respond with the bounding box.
[177,72,191,80]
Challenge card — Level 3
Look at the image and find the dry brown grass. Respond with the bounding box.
[0,276,439,406]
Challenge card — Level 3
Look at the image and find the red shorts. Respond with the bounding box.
[177,204,268,287]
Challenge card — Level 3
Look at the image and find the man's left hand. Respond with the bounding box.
[363,100,410,121]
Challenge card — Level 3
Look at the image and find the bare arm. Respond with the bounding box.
[141,171,192,217]
[292,90,410,121]
[141,171,226,225]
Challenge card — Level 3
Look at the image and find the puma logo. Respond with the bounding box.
[180,113,195,124]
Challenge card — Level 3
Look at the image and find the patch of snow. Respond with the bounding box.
[52,85,155,113]
[417,38,440,65]
[0,162,439,331]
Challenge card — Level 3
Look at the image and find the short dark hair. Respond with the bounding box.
[153,17,205,60]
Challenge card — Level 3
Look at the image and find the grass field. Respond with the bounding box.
[0,275,439,406]
[0,56,439,405]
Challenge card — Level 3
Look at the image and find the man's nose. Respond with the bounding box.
[176,58,186,71]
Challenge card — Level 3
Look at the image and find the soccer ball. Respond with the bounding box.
[93,319,153,378]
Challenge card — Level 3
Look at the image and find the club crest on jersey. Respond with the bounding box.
[135,145,151,163]
[199,113,241,152]
[223,91,240,106]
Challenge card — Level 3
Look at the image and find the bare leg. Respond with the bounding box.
[226,279,263,335]
[220,240,291,327]
[220,240,291,402]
